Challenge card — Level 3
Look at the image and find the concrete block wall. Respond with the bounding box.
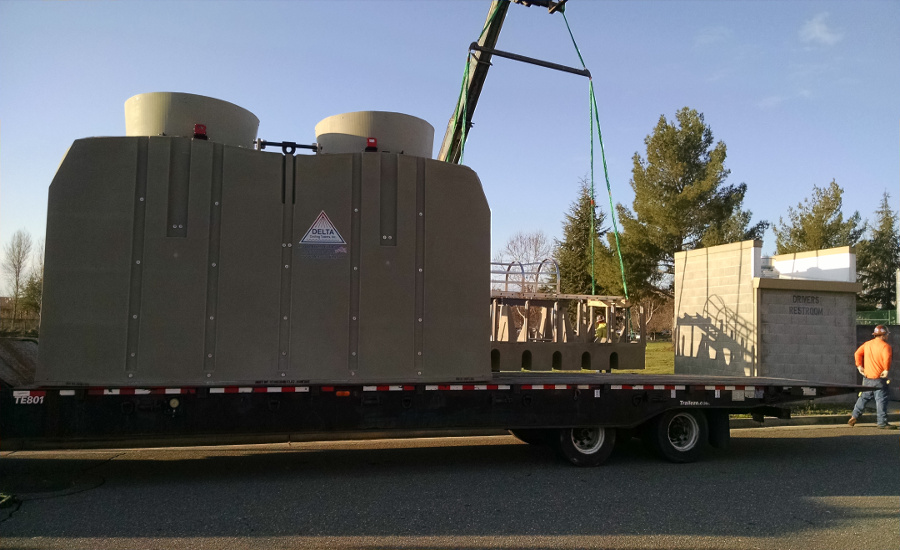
[675,240,861,385]
[674,240,760,376]
[758,289,857,385]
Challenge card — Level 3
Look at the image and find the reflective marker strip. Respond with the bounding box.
[87,388,195,396]
[209,387,310,394]
[37,383,786,396]
[425,385,511,391]
[13,390,46,398]
[102,389,152,395]
[611,385,685,391]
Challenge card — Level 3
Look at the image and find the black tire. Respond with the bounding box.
[508,429,554,446]
[556,427,616,467]
[644,410,708,463]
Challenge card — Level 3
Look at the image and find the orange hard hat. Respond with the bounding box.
[873,325,890,336]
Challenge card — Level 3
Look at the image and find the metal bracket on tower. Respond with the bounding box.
[256,139,318,155]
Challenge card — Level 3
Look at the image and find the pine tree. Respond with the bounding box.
[856,192,899,309]
[773,180,864,254]
[554,180,610,296]
[617,107,766,297]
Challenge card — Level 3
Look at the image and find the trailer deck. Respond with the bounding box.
[2,369,863,453]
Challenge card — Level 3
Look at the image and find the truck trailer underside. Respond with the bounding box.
[2,363,861,466]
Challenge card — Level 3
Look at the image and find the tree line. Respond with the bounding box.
[502,107,899,324]
[2,229,43,334]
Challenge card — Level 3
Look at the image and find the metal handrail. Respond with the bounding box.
[490,259,560,294]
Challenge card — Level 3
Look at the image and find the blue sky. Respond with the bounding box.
[1,0,898,272]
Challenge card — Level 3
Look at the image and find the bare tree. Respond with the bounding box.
[496,230,553,265]
[493,230,556,335]
[2,229,33,331]
[643,295,674,339]
[494,230,554,293]
[21,239,45,327]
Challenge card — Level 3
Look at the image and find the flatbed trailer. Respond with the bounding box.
[1,92,867,467]
[1,370,862,466]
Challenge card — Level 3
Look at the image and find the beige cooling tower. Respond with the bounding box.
[125,92,259,148]
[315,111,434,158]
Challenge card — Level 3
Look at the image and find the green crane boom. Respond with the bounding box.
[438,0,567,164]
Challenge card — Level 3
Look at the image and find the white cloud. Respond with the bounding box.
[695,26,732,48]
[758,95,787,109]
[800,13,843,46]
[706,67,733,83]
[757,90,813,109]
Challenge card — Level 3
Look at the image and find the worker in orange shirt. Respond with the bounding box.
[848,325,896,429]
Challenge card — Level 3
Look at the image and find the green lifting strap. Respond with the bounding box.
[562,10,629,300]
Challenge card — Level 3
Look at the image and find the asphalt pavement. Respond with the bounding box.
[1,424,898,550]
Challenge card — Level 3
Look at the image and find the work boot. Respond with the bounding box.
[877,424,898,430]
[847,416,857,427]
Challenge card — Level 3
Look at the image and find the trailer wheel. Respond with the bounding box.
[508,429,554,446]
[645,410,708,463]
[556,427,616,467]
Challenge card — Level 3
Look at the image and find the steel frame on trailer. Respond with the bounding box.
[1,373,858,451]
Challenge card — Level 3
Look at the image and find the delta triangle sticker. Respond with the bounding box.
[300,211,346,244]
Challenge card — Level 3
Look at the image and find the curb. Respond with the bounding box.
[731,413,900,429]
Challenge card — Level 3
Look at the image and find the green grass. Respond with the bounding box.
[789,401,854,416]
[730,403,854,418]
[616,341,674,374]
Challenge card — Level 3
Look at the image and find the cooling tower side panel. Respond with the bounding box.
[132,138,213,384]
[356,154,418,381]
[291,154,353,381]
[213,148,284,382]
[422,161,491,381]
[37,138,142,384]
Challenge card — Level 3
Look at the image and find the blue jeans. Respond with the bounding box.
[852,378,890,426]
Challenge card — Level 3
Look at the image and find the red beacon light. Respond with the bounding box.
[365,137,377,152]
[193,124,208,140]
